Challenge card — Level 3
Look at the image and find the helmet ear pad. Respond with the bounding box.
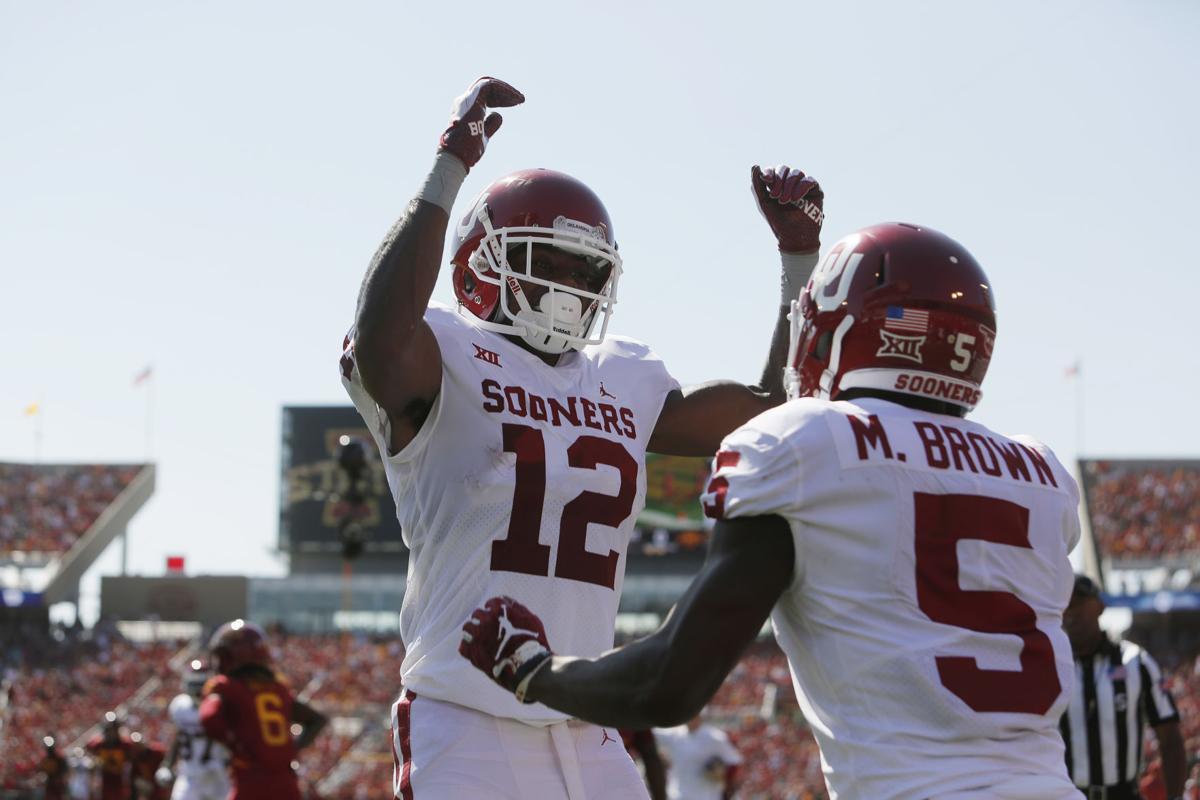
[814,331,834,362]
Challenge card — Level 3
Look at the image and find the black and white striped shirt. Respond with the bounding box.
[1059,638,1180,788]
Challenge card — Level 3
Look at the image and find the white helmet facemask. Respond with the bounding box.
[463,203,622,354]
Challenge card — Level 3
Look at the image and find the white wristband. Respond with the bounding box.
[514,654,552,704]
[415,152,468,214]
[780,250,820,306]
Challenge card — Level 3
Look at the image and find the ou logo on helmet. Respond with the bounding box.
[809,235,865,312]
[456,190,490,241]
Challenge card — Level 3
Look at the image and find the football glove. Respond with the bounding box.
[438,77,525,170]
[459,596,552,702]
[752,164,824,254]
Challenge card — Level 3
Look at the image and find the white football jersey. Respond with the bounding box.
[168,694,230,779]
[654,724,741,800]
[342,302,679,724]
[705,397,1081,800]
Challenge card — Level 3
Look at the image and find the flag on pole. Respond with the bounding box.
[23,402,39,417]
[1064,360,1081,379]
[133,365,153,387]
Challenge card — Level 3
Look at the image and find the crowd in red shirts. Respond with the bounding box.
[0,463,142,555]
[1085,461,1200,561]
[0,624,180,796]
[14,624,1200,800]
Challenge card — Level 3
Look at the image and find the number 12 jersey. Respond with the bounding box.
[341,303,679,724]
[704,397,1082,800]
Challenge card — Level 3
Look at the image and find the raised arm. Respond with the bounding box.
[351,77,524,452]
[647,165,824,456]
[459,514,795,729]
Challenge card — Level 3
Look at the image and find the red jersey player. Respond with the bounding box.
[37,736,68,800]
[198,620,327,800]
[86,713,133,800]
[128,732,166,800]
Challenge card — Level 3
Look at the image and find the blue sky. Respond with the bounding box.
[2,1,1197,617]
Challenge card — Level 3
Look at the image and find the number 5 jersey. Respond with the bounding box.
[703,396,1082,800]
[341,302,679,724]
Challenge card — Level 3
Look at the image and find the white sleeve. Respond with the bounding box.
[339,326,395,457]
[701,424,799,522]
[710,728,742,766]
[167,694,190,724]
[339,323,448,465]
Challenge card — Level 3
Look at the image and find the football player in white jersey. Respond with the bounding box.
[462,222,1084,800]
[343,75,825,799]
[654,716,742,800]
[160,659,230,800]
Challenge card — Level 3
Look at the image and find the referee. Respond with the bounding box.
[1060,574,1186,800]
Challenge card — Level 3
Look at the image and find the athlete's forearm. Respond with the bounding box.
[527,525,785,726]
[355,154,465,348]
[291,701,327,752]
[1157,722,1186,797]
[527,633,705,730]
[752,304,792,405]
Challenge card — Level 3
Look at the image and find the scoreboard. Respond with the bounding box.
[279,406,405,570]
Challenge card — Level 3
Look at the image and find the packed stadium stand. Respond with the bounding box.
[0,464,142,556]
[0,623,834,798]
[1081,459,1200,563]
[0,625,183,795]
[3,625,1197,798]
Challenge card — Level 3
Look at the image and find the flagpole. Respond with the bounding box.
[1075,360,1085,455]
[33,402,43,464]
[134,365,154,461]
[145,372,154,461]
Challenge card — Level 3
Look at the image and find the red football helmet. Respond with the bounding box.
[785,222,996,412]
[208,619,272,675]
[450,169,622,355]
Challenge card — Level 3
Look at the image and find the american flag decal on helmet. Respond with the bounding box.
[884,306,930,333]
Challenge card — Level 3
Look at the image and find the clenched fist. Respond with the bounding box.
[752,164,824,254]
[460,596,553,702]
[438,77,525,170]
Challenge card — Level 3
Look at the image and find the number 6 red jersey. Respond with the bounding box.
[702,396,1082,800]
[341,302,679,724]
[199,673,299,800]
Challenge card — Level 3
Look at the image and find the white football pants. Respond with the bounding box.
[390,689,649,800]
[170,769,231,800]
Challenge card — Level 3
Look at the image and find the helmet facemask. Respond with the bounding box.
[464,202,622,354]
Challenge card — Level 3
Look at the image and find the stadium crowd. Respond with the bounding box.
[0,623,181,795]
[1086,461,1200,561]
[0,464,142,555]
[1,622,838,798]
[6,619,1200,798]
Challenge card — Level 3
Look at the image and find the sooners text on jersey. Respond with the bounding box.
[341,302,679,723]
